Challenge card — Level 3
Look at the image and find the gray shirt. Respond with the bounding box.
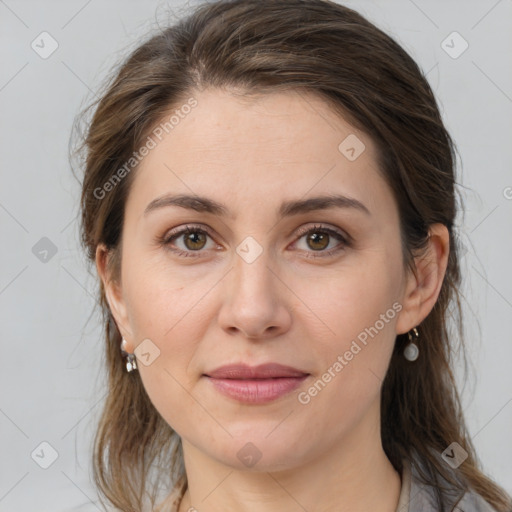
[396,456,500,512]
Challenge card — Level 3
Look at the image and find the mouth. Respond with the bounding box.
[204,362,309,380]
[202,363,310,404]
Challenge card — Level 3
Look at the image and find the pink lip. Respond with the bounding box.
[203,363,309,404]
[204,363,309,379]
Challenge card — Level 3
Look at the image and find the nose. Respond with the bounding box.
[217,248,292,340]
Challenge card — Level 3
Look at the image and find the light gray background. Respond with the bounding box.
[1,1,511,510]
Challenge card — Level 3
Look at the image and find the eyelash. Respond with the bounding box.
[159,223,350,260]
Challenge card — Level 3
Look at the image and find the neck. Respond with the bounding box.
[176,403,401,512]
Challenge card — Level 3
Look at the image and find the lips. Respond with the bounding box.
[203,363,310,404]
[204,363,309,379]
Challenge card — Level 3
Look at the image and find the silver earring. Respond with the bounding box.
[120,338,138,373]
[404,327,419,361]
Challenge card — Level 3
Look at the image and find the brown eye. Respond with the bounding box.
[306,231,330,251]
[161,225,218,257]
[293,224,349,259]
[182,230,208,250]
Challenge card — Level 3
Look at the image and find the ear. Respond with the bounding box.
[395,223,450,335]
[95,243,134,352]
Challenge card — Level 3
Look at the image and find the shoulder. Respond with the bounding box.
[454,489,502,512]
[404,453,500,512]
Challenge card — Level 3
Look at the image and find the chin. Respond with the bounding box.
[212,431,311,472]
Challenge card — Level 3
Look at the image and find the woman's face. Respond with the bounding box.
[104,88,416,471]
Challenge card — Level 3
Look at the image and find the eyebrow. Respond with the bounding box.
[143,193,371,218]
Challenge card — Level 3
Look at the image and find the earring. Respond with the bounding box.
[404,327,419,361]
[120,338,138,373]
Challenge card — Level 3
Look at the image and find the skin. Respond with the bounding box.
[97,88,449,512]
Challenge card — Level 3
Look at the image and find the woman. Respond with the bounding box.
[74,0,512,511]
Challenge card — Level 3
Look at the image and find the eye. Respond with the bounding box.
[160,224,219,257]
[159,223,349,259]
[292,224,348,258]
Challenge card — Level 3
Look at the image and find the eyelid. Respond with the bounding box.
[293,223,350,244]
[162,223,217,244]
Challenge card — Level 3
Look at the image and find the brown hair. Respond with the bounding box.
[73,1,512,510]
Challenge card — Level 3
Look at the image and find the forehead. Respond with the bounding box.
[126,88,393,220]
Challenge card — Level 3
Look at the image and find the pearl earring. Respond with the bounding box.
[120,338,138,373]
[404,327,419,362]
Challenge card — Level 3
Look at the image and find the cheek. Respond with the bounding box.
[293,254,402,399]
[122,252,208,336]
[293,251,402,341]
[120,254,215,400]
[294,285,400,441]
[122,271,207,433]
[124,284,204,369]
